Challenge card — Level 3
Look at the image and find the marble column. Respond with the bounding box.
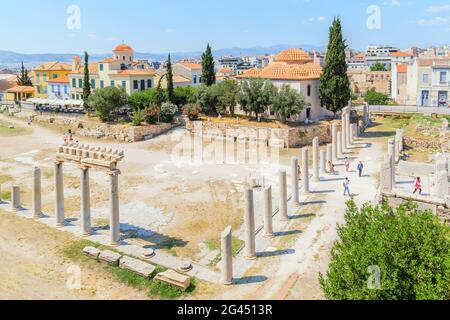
[337,131,343,158]
[388,139,396,187]
[320,150,327,175]
[244,188,256,260]
[279,170,288,220]
[221,226,233,285]
[326,144,333,167]
[301,147,310,195]
[331,123,338,162]
[0,184,2,203]
[381,155,393,193]
[342,111,348,151]
[312,137,320,182]
[433,170,450,198]
[291,157,299,205]
[263,186,274,237]
[54,161,65,227]
[346,111,352,147]
[358,120,364,137]
[32,167,42,219]
[109,170,121,246]
[80,166,91,236]
[11,185,20,211]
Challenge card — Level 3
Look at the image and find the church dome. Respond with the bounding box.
[114,43,134,52]
[274,48,312,64]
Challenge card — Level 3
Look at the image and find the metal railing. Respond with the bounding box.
[353,104,450,115]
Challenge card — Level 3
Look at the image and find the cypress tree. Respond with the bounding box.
[201,44,216,86]
[17,62,32,86]
[166,54,175,103]
[318,17,351,115]
[82,52,91,110]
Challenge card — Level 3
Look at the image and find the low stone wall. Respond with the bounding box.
[403,136,443,152]
[12,111,174,143]
[186,119,337,148]
[382,193,450,224]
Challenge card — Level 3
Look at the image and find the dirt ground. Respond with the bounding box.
[0,209,148,300]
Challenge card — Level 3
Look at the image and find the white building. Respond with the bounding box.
[236,48,332,121]
[69,44,156,100]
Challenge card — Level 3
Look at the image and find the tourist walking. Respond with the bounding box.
[344,157,350,172]
[413,177,422,195]
[357,161,364,177]
[343,178,351,197]
[328,161,335,174]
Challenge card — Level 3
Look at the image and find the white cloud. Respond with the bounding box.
[308,16,326,22]
[382,0,401,6]
[417,16,449,25]
[87,34,97,39]
[427,5,450,14]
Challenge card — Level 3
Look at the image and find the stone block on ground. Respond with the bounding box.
[119,256,156,278]
[155,269,191,291]
[82,246,101,259]
[99,250,122,265]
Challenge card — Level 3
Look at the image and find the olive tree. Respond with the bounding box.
[271,84,307,123]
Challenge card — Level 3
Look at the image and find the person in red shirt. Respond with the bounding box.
[413,177,422,195]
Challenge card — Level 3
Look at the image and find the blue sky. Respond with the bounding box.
[1,0,449,54]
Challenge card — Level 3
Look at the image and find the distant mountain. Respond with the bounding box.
[0,44,326,69]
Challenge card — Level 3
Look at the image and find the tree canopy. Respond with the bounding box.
[201,44,216,86]
[82,52,91,110]
[272,84,307,123]
[319,17,351,115]
[365,88,389,105]
[237,78,276,120]
[370,62,387,72]
[88,86,128,122]
[16,62,32,86]
[216,79,239,116]
[320,200,450,300]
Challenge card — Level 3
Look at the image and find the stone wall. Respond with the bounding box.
[12,111,174,143]
[186,119,337,148]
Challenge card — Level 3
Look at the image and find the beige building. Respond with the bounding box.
[69,44,156,100]
[236,48,332,121]
[155,60,203,88]
[394,57,450,107]
[348,68,391,96]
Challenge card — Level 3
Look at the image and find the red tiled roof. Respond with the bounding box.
[392,51,414,57]
[7,85,35,94]
[178,61,202,70]
[236,62,322,81]
[114,44,134,52]
[47,75,70,83]
[274,48,313,63]
[33,62,71,71]
[397,64,408,73]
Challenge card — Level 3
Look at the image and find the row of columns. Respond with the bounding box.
[3,164,121,246]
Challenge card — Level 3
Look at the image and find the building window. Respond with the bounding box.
[43,87,47,94]
[53,74,58,79]
[72,78,76,88]
[99,64,104,71]
[193,75,197,84]
[43,74,47,82]
[140,80,145,91]
[37,87,41,94]
[100,80,104,88]
[423,74,429,83]
[72,94,75,99]
[111,80,115,87]
[123,56,126,61]
[78,79,83,88]
[147,79,152,88]
[440,72,447,83]
[64,86,68,94]
[199,76,202,83]
[57,85,61,94]
[122,81,126,88]
[307,85,312,97]
[133,80,139,90]
[91,79,95,89]
[51,85,55,93]
[36,74,40,84]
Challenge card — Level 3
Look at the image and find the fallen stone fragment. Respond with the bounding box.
[99,250,122,265]
[82,246,101,259]
[155,270,191,291]
[119,256,156,278]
